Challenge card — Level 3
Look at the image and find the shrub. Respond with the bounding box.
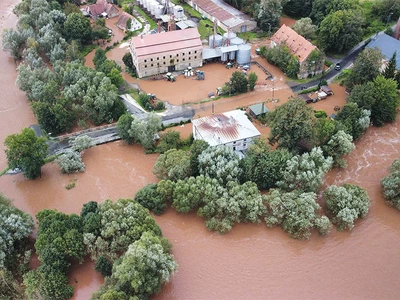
[57,150,85,174]
[324,184,370,231]
[381,159,400,210]
[134,184,167,215]
[95,256,112,277]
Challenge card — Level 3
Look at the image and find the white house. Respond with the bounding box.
[192,110,261,152]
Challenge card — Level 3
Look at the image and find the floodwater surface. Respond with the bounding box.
[0,1,400,299]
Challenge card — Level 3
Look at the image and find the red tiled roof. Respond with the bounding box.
[271,24,318,62]
[131,28,202,58]
[89,0,114,16]
[117,13,131,28]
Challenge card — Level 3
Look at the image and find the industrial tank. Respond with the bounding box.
[229,51,236,60]
[230,37,244,46]
[221,52,228,62]
[174,5,184,19]
[223,31,237,45]
[209,34,223,48]
[155,5,163,18]
[150,1,157,16]
[236,44,251,65]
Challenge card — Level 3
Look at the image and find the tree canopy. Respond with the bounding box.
[153,149,191,181]
[324,184,370,231]
[318,9,363,53]
[4,128,48,179]
[381,159,400,210]
[264,189,332,239]
[266,98,316,153]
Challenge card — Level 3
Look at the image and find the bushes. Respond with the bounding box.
[260,44,300,78]
[56,150,85,174]
[381,159,400,210]
[134,184,167,215]
[324,184,370,231]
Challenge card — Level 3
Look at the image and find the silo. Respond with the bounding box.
[229,50,236,60]
[174,5,184,19]
[230,37,244,46]
[221,52,228,62]
[168,3,175,15]
[143,0,149,10]
[155,5,163,18]
[138,0,143,6]
[150,1,157,16]
[236,44,251,65]
[208,34,223,48]
[223,31,236,45]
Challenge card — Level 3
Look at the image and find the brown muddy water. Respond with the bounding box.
[1,1,400,299]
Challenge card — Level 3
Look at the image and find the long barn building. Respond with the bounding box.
[130,28,203,78]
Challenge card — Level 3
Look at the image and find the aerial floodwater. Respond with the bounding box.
[1,0,400,299]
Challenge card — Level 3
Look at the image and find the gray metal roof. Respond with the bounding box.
[202,47,222,59]
[366,34,400,69]
[248,103,269,116]
[220,45,238,53]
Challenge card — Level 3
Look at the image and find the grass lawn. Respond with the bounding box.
[134,5,157,30]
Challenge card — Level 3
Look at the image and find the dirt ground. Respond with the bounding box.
[280,16,297,27]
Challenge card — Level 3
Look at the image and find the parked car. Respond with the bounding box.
[334,63,341,71]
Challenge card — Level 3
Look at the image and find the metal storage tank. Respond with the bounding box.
[138,0,143,5]
[229,51,236,60]
[150,1,157,16]
[168,3,175,15]
[230,37,244,46]
[208,34,223,48]
[223,31,236,45]
[236,44,251,65]
[221,52,228,62]
[155,5,163,18]
[143,0,149,9]
[174,5,184,19]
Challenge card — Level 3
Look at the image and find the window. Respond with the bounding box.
[233,141,236,144]
[144,59,147,62]
[244,138,247,142]
[151,64,153,67]
[183,58,185,61]
[170,55,172,58]
[189,51,191,54]
[244,143,247,148]
[182,53,185,56]
[194,50,197,54]
[163,62,166,65]
[144,65,147,68]
[195,56,197,59]
[151,58,153,61]
[163,56,165,59]
[233,146,236,151]
[157,57,159,60]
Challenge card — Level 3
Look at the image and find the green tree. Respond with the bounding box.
[117,114,135,144]
[93,232,177,299]
[264,189,332,239]
[277,147,333,193]
[134,184,167,215]
[93,48,107,69]
[382,52,397,80]
[283,0,312,18]
[324,184,370,231]
[371,0,400,22]
[319,10,363,53]
[56,150,85,174]
[381,159,400,210]
[153,149,191,181]
[129,113,162,150]
[311,0,361,24]
[83,199,162,262]
[0,194,34,269]
[254,0,283,31]
[95,256,113,277]
[292,18,317,39]
[198,145,242,184]
[64,13,92,43]
[4,128,48,179]
[70,135,95,152]
[227,71,248,94]
[322,130,355,168]
[335,103,371,140]
[345,48,383,89]
[156,130,182,153]
[189,140,209,177]
[370,75,399,126]
[314,117,335,145]
[248,72,258,91]
[266,98,316,153]
[122,52,136,76]
[240,138,293,190]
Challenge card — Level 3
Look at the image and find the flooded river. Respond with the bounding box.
[1,0,400,299]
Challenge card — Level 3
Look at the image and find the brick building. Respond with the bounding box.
[271,24,325,79]
[130,28,203,78]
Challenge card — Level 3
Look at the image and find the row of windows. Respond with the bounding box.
[143,51,199,63]
[143,56,198,68]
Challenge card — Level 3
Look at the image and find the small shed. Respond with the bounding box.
[248,103,269,118]
[298,94,313,104]
[320,85,333,96]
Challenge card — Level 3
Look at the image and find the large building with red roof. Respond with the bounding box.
[130,28,203,78]
[185,0,256,33]
[271,24,325,79]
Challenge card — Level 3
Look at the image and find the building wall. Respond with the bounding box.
[298,57,325,79]
[132,46,203,78]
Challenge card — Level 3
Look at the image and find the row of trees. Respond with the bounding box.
[2,0,125,135]
[18,198,177,299]
[259,44,300,78]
